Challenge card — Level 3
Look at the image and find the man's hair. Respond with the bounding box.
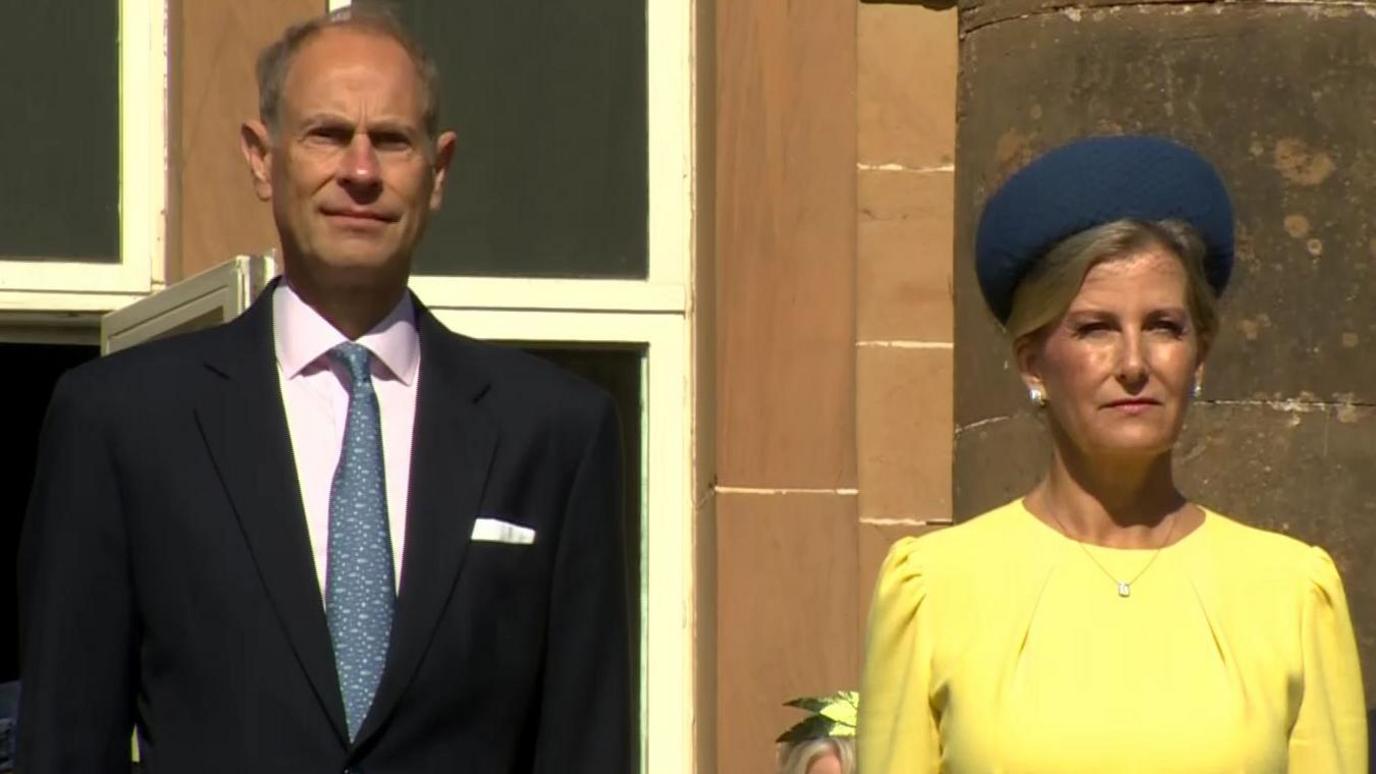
[255,4,441,139]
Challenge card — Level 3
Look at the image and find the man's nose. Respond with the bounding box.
[338,134,381,189]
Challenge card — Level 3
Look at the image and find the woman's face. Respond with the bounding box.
[1018,247,1204,462]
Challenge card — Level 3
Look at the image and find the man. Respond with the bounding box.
[18,8,630,772]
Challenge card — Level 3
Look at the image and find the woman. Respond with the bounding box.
[859,135,1366,772]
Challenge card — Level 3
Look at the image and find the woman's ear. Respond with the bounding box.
[1014,335,1046,399]
[1196,331,1214,364]
[1193,329,1213,389]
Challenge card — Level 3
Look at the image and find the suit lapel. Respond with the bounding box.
[194,289,349,743]
[355,303,496,747]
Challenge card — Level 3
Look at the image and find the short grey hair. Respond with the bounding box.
[777,737,855,774]
[255,3,441,139]
[1006,218,1220,351]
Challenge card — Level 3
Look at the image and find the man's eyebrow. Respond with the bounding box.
[365,119,422,135]
[300,113,354,127]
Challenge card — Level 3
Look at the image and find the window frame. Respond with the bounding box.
[0,1,167,313]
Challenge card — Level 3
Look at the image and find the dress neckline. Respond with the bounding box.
[1016,498,1212,554]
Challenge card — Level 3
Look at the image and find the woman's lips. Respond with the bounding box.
[1104,398,1161,415]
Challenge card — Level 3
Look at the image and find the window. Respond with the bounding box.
[2,3,119,263]
[0,1,167,312]
[394,0,648,279]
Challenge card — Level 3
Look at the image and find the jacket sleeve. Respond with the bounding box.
[1287,546,1367,773]
[532,394,632,773]
[18,371,137,773]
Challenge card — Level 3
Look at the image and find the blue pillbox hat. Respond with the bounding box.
[974,135,1235,324]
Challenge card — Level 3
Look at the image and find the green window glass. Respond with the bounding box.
[396,1,648,278]
[0,2,120,262]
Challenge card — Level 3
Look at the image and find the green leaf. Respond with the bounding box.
[778,690,860,741]
[783,696,831,713]
[776,715,836,744]
[818,691,859,729]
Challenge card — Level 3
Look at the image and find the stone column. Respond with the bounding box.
[855,0,958,622]
[953,1,1376,695]
[713,1,859,771]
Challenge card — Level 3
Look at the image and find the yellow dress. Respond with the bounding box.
[860,500,1367,773]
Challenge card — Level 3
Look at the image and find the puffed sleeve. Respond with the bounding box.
[859,537,940,774]
[1288,546,1367,773]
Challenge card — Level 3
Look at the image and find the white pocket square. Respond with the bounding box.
[471,517,536,545]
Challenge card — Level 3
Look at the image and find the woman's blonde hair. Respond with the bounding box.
[777,737,856,774]
[1005,219,1220,351]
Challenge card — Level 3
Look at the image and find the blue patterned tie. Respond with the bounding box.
[325,342,396,740]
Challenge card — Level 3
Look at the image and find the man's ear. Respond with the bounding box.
[240,120,274,202]
[428,130,458,211]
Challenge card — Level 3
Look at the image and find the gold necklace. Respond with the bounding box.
[1046,509,1179,598]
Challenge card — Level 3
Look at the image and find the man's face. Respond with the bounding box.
[243,27,455,291]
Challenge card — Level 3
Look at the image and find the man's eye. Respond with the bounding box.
[372,133,411,151]
[305,127,351,145]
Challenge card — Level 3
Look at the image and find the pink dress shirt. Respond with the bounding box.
[273,283,419,596]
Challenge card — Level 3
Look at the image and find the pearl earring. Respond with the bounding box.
[1029,386,1046,407]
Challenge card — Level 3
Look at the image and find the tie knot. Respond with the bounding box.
[329,342,374,388]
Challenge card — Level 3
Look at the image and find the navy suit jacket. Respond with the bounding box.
[18,287,631,773]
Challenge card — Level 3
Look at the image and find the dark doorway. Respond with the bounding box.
[2,342,100,683]
[520,344,644,773]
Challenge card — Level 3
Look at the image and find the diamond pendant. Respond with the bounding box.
[1117,581,1131,598]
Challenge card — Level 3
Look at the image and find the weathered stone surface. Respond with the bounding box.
[953,412,1044,517]
[954,2,1376,701]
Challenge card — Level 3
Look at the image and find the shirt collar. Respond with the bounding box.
[272,281,419,385]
